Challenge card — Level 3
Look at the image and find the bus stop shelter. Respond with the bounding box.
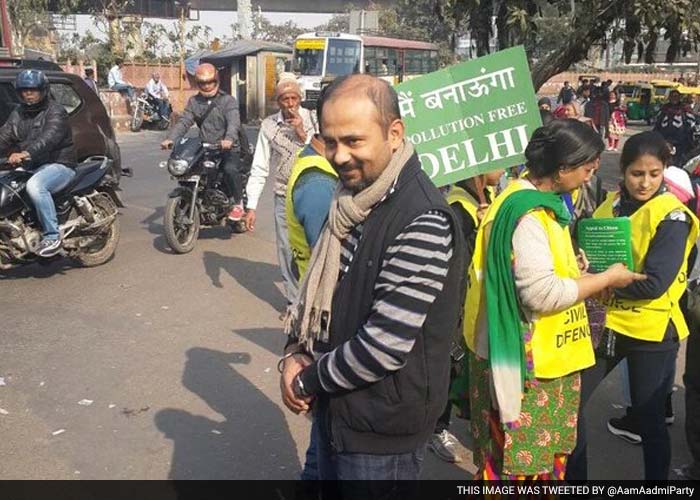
[202,40,293,122]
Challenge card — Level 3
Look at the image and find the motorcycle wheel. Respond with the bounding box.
[164,195,200,254]
[130,102,144,132]
[157,118,170,131]
[75,195,121,267]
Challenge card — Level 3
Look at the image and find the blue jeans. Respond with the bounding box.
[111,83,134,100]
[274,194,298,305]
[300,416,319,480]
[313,398,425,499]
[26,163,75,240]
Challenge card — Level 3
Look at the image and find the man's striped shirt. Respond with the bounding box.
[303,209,454,394]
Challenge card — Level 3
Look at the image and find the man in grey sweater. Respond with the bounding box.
[161,63,246,221]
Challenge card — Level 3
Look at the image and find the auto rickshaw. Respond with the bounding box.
[679,85,700,109]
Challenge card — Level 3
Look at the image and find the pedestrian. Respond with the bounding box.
[464,119,643,480]
[558,81,574,105]
[107,58,135,101]
[83,67,98,93]
[244,76,317,314]
[146,72,170,120]
[575,85,591,116]
[607,91,627,152]
[585,87,610,140]
[654,90,697,165]
[432,169,504,465]
[279,74,466,497]
[538,97,552,112]
[284,127,338,484]
[567,131,700,481]
[160,63,245,222]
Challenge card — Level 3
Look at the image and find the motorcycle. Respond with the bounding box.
[0,156,121,270]
[131,92,171,132]
[160,137,247,254]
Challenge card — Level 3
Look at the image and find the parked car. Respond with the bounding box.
[0,59,132,187]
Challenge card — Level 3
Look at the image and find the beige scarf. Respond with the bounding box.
[284,140,415,350]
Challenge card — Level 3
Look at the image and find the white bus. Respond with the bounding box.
[291,32,440,104]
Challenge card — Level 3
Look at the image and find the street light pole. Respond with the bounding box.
[176,2,188,92]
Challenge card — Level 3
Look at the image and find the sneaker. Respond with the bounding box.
[428,429,462,463]
[36,238,62,258]
[607,414,642,444]
[227,203,244,222]
[666,390,675,425]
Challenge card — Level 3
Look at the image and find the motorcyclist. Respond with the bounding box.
[146,72,170,120]
[161,63,245,221]
[654,89,698,165]
[0,69,77,257]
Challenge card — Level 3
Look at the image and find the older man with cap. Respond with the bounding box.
[161,63,246,221]
[146,72,170,120]
[244,76,317,313]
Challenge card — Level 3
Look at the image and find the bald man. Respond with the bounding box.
[280,75,465,493]
[161,63,246,221]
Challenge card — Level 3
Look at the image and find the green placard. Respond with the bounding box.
[577,217,634,272]
[396,46,542,187]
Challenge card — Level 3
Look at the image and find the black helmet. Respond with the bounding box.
[15,69,50,106]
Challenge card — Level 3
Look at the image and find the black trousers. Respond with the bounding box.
[684,304,700,467]
[566,338,679,481]
[220,152,247,204]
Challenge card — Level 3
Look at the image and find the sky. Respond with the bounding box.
[59,10,334,45]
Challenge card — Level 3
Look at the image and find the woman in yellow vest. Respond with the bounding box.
[467,119,645,480]
[429,171,504,464]
[567,131,699,481]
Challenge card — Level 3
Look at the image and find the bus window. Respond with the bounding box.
[364,46,376,74]
[294,39,326,76]
[327,38,361,76]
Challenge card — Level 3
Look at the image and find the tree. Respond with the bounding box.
[228,12,304,44]
[7,0,78,54]
[456,0,700,90]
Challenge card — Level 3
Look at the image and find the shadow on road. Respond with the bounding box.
[155,347,301,479]
[142,207,242,254]
[234,327,287,356]
[202,250,287,312]
[0,256,83,280]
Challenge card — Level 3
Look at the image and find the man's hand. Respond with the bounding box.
[161,139,173,150]
[244,209,256,232]
[220,139,234,150]
[8,151,30,165]
[280,353,314,414]
[285,108,307,142]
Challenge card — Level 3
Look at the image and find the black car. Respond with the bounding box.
[0,59,131,183]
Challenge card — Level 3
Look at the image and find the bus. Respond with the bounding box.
[291,32,440,104]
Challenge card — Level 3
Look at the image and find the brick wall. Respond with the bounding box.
[540,71,686,94]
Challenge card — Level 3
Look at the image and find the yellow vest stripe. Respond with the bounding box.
[285,148,338,280]
[594,192,700,341]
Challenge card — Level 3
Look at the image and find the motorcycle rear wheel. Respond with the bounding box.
[164,195,200,254]
[130,102,144,132]
[75,195,121,267]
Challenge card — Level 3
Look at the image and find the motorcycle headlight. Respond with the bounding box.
[167,159,189,176]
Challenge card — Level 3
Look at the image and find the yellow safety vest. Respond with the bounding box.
[285,149,338,280]
[446,186,479,228]
[594,192,700,341]
[464,180,595,378]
